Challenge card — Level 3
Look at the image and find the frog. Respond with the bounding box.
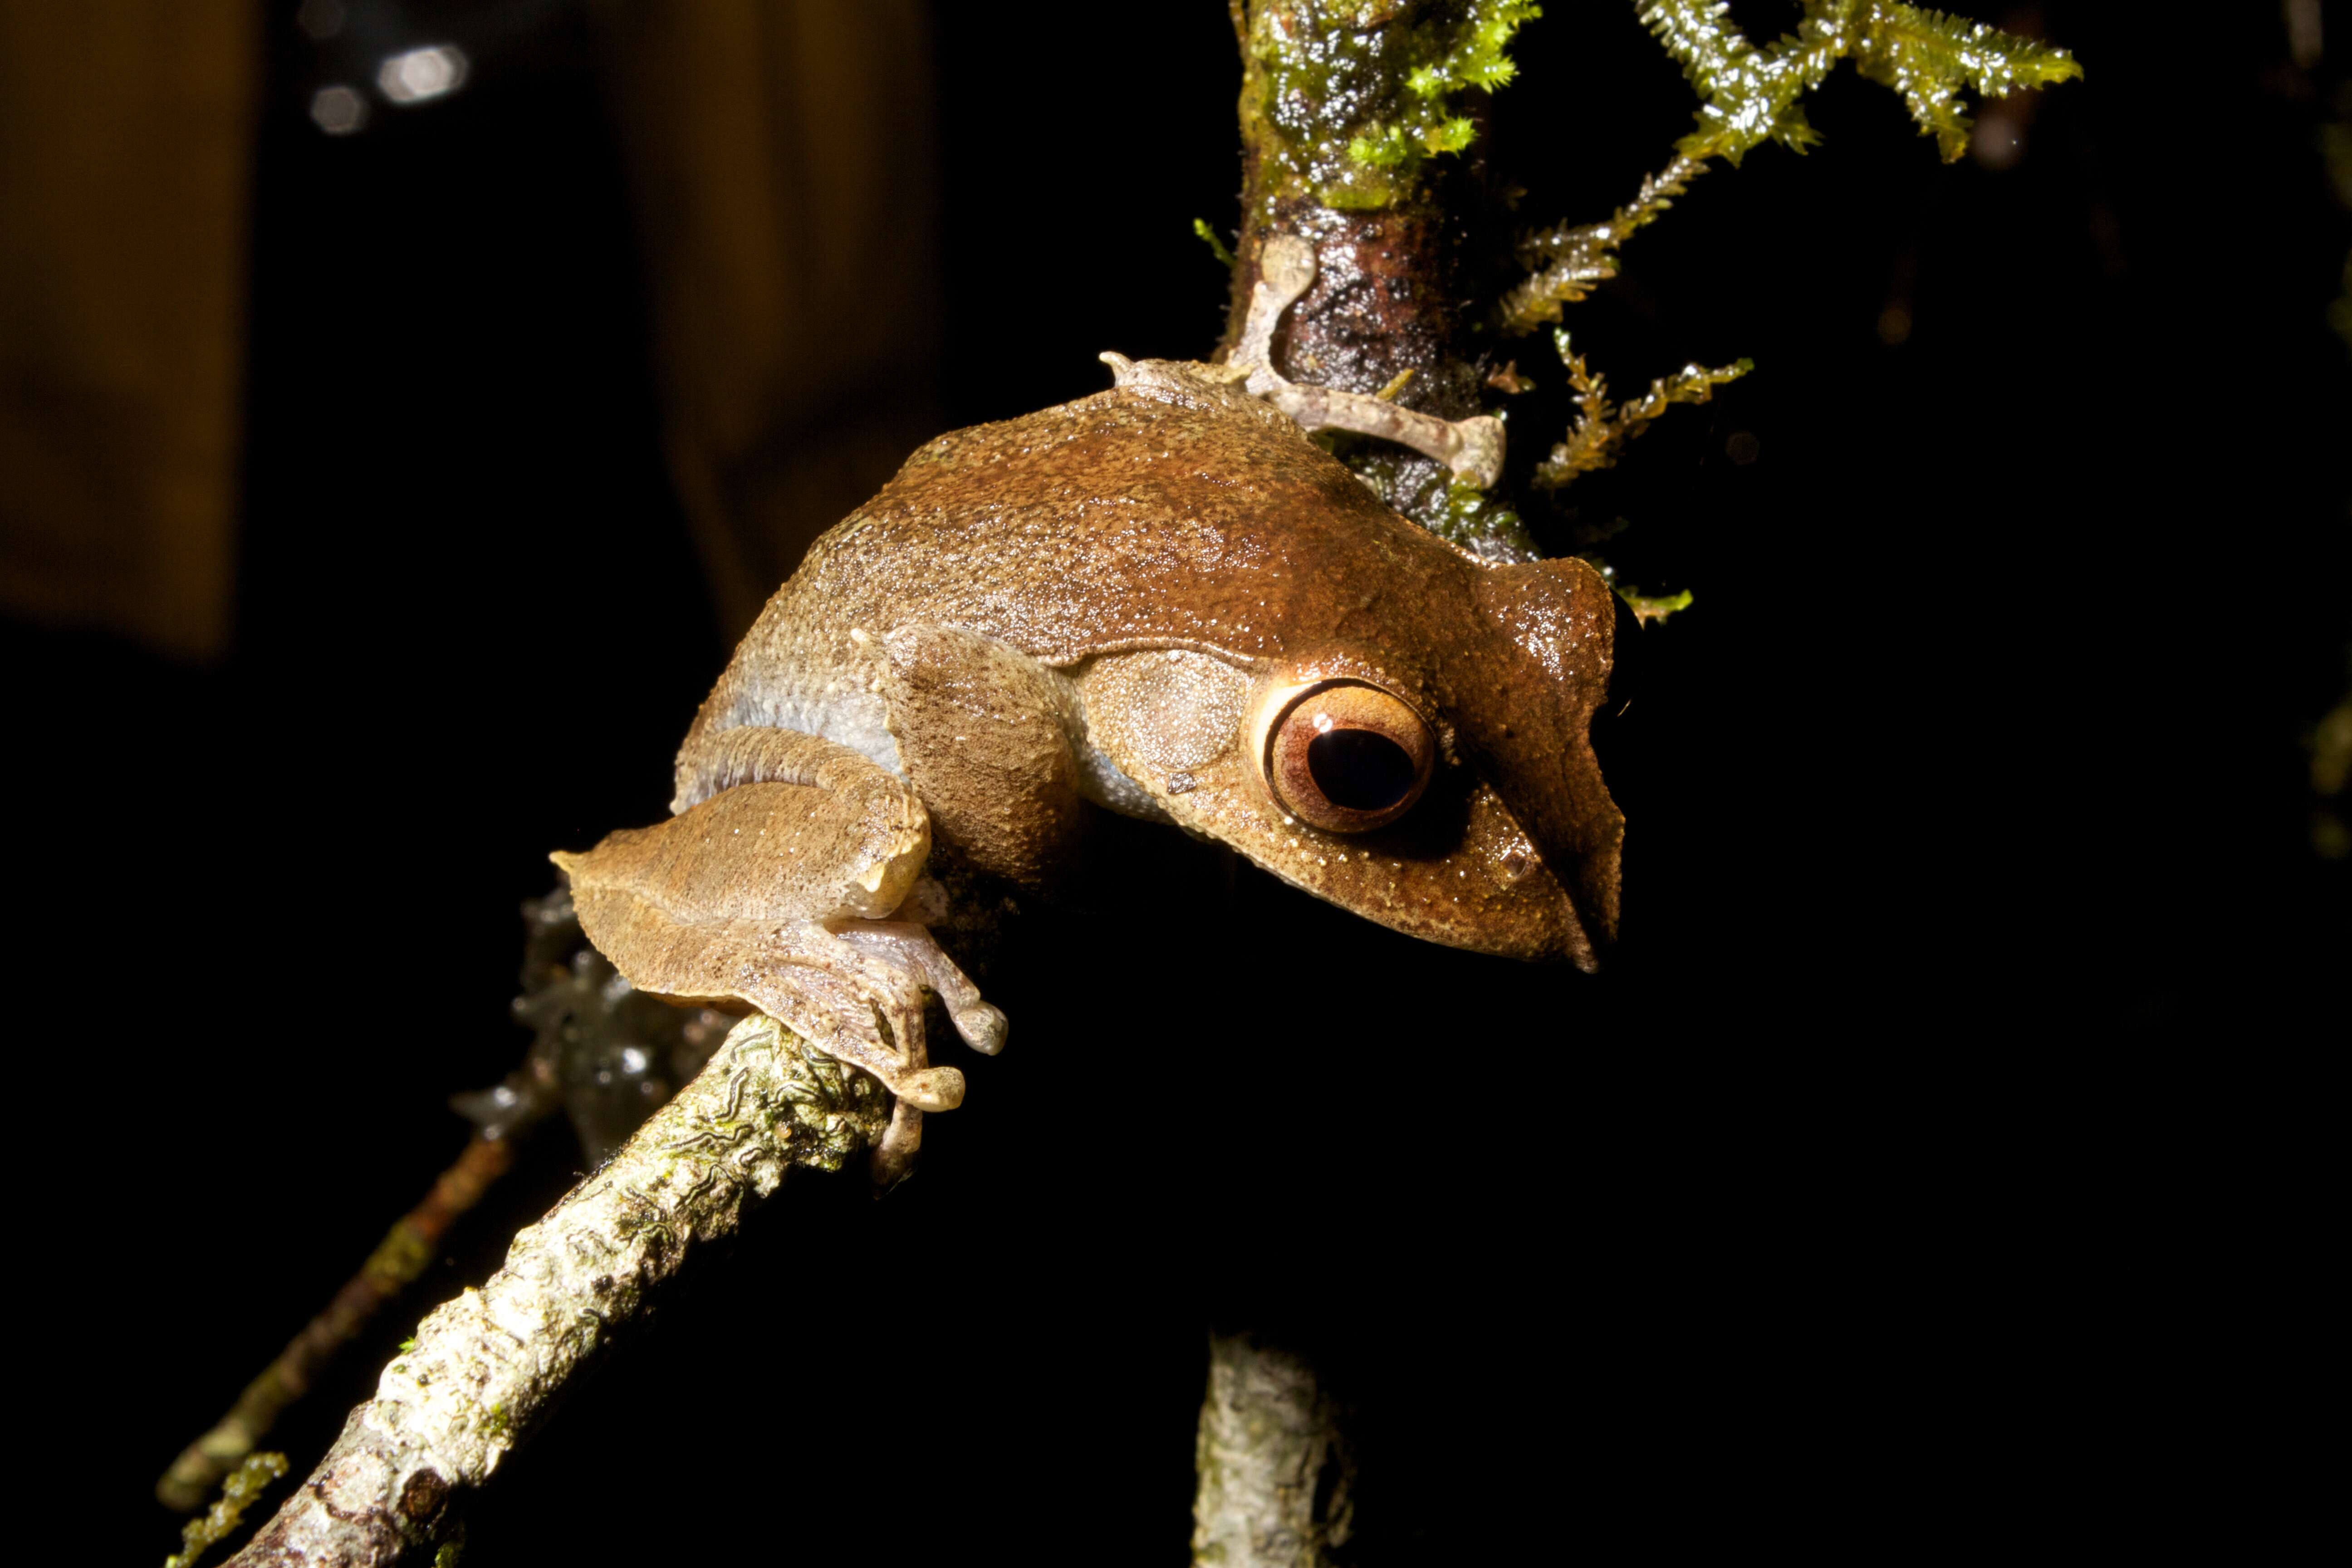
[554,242,1625,1181]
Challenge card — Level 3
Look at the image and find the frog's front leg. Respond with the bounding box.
[553,727,1000,1180]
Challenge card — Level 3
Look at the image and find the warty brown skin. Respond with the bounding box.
[683,364,1623,966]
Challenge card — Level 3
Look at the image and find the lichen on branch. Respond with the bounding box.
[1191,1335,1355,1568]
[222,1015,887,1568]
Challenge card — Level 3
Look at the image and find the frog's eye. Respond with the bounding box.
[1265,681,1436,833]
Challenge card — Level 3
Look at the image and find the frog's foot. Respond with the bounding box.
[808,897,1004,1185]
[1121,232,1504,488]
[827,918,1008,1057]
[725,917,1001,1186]
[559,736,1006,1184]
[724,918,970,1113]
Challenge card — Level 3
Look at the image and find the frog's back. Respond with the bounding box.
[685,372,1481,777]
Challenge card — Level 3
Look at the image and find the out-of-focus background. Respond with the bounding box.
[7,2,2342,1561]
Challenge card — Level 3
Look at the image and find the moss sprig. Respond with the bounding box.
[1503,4,2076,335]
[1243,0,1541,212]
[1620,587,1695,624]
[1193,218,1239,268]
[164,1452,288,1568]
[1642,0,2082,165]
[1533,330,1749,491]
[1496,3,2073,561]
[1500,152,1708,335]
[1348,0,1541,173]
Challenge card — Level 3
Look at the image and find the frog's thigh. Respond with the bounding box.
[554,776,960,1112]
[566,778,927,925]
[882,623,1088,888]
[667,728,929,916]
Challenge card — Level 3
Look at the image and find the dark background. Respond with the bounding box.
[14,2,2339,1561]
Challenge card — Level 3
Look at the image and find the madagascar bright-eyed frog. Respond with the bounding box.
[554,351,1624,1178]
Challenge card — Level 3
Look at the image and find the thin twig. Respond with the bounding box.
[223,1015,886,1568]
[157,1133,519,1511]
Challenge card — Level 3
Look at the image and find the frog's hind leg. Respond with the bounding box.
[554,782,960,1107]
[554,728,995,1179]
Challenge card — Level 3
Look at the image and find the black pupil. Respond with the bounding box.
[1306,726,1416,812]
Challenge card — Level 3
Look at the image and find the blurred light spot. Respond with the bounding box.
[295,0,345,41]
[1876,304,1913,347]
[2285,0,2323,70]
[310,85,368,136]
[1972,128,2024,169]
[1969,88,2038,171]
[2313,809,2348,860]
[1725,431,1759,466]
[378,44,469,105]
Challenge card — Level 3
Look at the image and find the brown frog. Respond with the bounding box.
[555,349,1623,1178]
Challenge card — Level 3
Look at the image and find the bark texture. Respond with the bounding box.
[224,1014,886,1567]
[1191,1334,1355,1568]
[1218,2,1525,554]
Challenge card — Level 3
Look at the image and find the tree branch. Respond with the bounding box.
[1190,1334,1354,1568]
[223,1015,887,1568]
[1222,1,1539,556]
[157,1132,518,1512]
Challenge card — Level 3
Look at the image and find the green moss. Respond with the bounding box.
[1640,0,2082,165]
[1430,477,1538,558]
[1193,219,1238,268]
[1578,556,1694,624]
[1500,153,1708,336]
[1241,1,1540,213]
[164,1452,287,1568]
[1617,587,1695,624]
[1534,331,1749,492]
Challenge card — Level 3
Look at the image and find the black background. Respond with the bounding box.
[14,2,2340,1561]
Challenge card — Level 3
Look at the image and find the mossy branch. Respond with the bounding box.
[1240,0,1540,211]
[222,1015,887,1568]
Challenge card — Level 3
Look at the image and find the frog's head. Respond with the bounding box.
[1072,555,1624,971]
